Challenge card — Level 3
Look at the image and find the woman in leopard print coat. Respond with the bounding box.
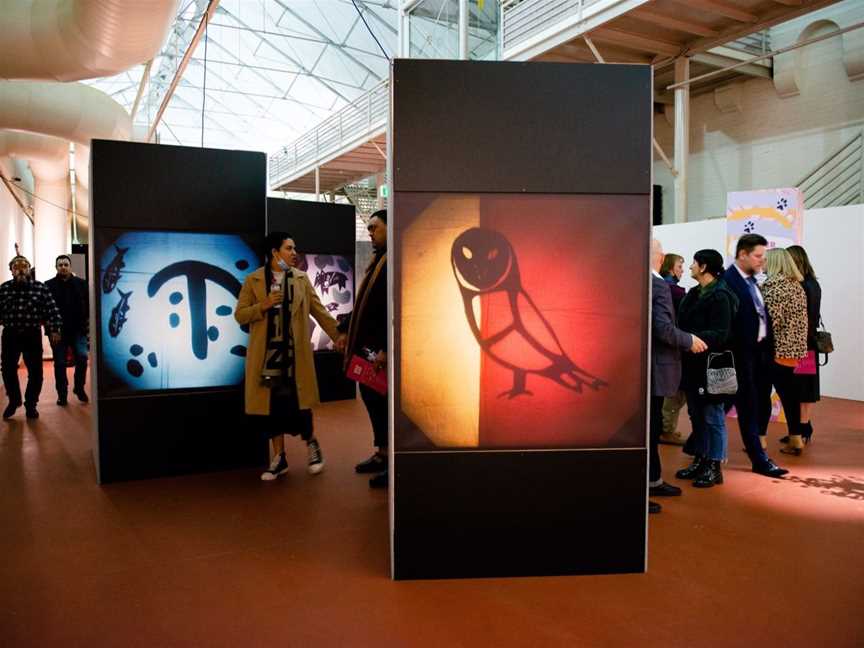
[761,248,808,455]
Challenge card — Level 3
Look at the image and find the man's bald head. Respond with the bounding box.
[651,239,664,273]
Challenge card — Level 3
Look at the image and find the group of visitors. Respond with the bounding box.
[649,234,822,513]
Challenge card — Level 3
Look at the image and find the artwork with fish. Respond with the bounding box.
[108,290,132,337]
[102,245,129,294]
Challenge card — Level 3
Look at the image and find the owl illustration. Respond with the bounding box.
[451,227,607,399]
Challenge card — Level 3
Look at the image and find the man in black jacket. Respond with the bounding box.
[45,255,90,406]
[338,210,388,488]
[650,240,706,512]
[0,255,63,419]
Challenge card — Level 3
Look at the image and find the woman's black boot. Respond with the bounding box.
[675,456,705,480]
[693,460,723,488]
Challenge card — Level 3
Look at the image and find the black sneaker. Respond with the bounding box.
[369,470,388,489]
[307,438,325,475]
[57,394,68,406]
[74,388,89,403]
[3,402,19,419]
[25,407,39,420]
[260,453,288,481]
[355,453,387,474]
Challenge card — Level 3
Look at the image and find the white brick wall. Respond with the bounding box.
[654,9,864,223]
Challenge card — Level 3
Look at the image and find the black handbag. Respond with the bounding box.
[815,317,833,366]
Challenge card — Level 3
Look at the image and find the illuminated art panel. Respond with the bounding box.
[395,193,648,450]
[295,252,354,351]
[97,230,259,394]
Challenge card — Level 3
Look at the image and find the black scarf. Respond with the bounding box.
[261,265,295,386]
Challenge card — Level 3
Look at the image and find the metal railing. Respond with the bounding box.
[502,0,591,54]
[501,0,602,54]
[268,79,389,190]
[797,131,864,209]
[723,30,771,57]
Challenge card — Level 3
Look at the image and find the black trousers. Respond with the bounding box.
[730,343,773,468]
[649,395,665,483]
[359,384,388,449]
[772,362,802,438]
[1,329,43,408]
[52,333,88,397]
[260,382,313,441]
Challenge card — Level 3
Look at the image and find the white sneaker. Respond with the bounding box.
[307,439,325,475]
[261,453,288,481]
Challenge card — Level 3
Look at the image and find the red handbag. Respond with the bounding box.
[793,350,817,375]
[346,354,387,395]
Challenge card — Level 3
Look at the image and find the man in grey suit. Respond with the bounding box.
[649,240,706,513]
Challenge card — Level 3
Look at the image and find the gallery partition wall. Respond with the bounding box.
[90,140,267,483]
[390,60,652,579]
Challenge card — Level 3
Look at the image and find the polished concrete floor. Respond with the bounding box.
[1,366,863,647]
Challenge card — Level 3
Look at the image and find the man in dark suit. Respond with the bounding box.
[649,240,706,513]
[723,234,788,478]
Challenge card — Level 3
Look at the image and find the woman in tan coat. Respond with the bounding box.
[235,232,344,480]
[761,248,808,456]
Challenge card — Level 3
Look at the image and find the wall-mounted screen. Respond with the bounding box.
[395,193,647,451]
[295,252,354,351]
[96,230,259,395]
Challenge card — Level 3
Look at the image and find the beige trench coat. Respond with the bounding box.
[234,267,340,415]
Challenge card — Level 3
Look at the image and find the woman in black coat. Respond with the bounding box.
[786,245,821,444]
[674,250,739,488]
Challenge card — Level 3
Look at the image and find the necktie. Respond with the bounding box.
[747,276,767,324]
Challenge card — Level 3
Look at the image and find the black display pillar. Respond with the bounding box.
[390,60,652,579]
[90,140,268,483]
[266,198,357,402]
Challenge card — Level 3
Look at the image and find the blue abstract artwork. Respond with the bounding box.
[99,231,258,393]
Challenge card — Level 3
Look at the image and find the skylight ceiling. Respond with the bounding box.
[84,0,397,154]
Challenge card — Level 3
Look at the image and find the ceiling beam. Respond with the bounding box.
[629,8,720,38]
[692,52,771,78]
[325,160,385,173]
[147,0,221,142]
[590,27,683,57]
[668,0,757,23]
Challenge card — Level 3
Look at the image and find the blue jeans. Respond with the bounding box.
[52,333,88,396]
[685,389,728,461]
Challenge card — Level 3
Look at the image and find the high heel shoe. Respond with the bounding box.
[780,434,805,456]
[802,422,813,445]
[784,423,814,446]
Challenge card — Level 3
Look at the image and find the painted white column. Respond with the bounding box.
[673,57,690,223]
[459,0,469,60]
